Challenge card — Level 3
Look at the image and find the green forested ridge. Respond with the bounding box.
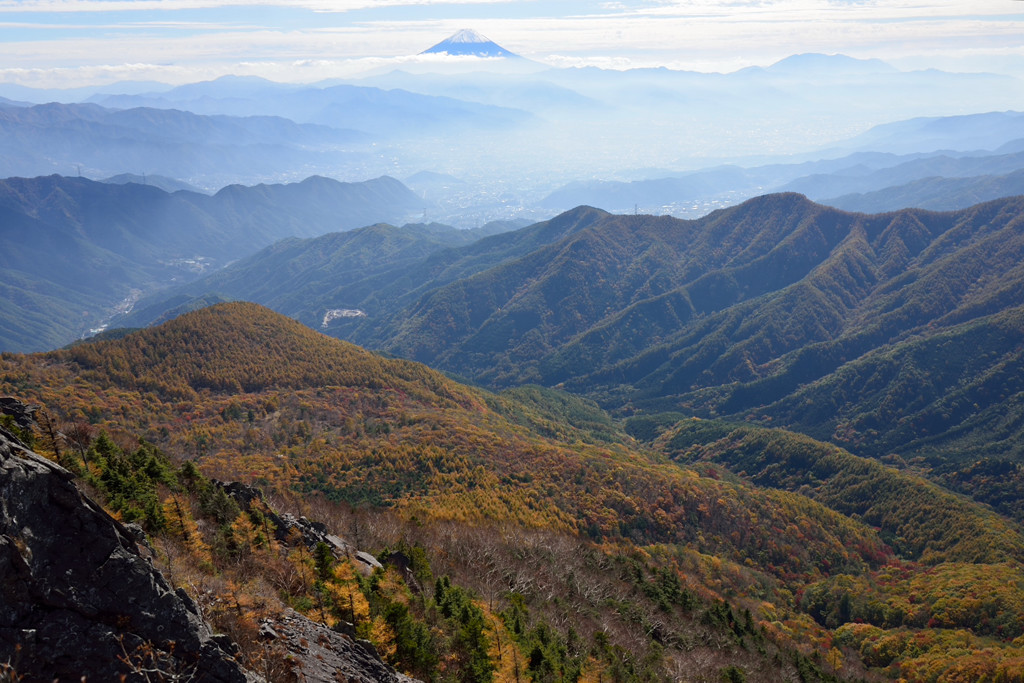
[121,219,522,332]
[651,419,1024,565]
[113,193,1024,524]
[129,194,1024,439]
[122,204,614,345]
[486,384,627,445]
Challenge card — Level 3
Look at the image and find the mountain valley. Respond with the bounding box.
[2,26,1024,682]
[0,173,425,351]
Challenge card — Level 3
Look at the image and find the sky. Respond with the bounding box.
[1,0,1023,88]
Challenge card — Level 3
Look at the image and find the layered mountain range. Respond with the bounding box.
[0,174,425,351]
[539,113,1024,216]
[0,92,527,186]
[2,45,1024,681]
[4,55,1022,219]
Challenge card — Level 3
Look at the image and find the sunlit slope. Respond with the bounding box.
[2,301,894,581]
[367,194,1024,518]
[640,416,1024,679]
[645,418,1024,565]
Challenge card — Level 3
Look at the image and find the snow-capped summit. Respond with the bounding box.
[421,29,520,58]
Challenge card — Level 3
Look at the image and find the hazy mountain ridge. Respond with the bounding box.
[824,168,1024,213]
[0,174,425,351]
[830,110,1024,155]
[780,147,1024,199]
[0,101,369,185]
[540,132,1024,216]
[92,80,531,137]
[102,172,208,194]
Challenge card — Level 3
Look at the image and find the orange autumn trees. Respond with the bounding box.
[4,302,1024,681]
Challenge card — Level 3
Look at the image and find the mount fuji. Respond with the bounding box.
[421,29,521,58]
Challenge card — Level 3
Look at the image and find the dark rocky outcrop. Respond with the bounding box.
[0,424,252,682]
[0,398,35,431]
[218,481,350,551]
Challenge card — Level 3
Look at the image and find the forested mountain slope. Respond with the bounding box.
[5,302,1024,680]
[0,174,423,351]
[376,196,1024,504]
[121,195,1024,521]
[119,218,527,331]
[122,205,612,335]
[3,303,889,579]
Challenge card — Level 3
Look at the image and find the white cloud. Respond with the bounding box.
[0,0,1021,86]
[0,0,522,12]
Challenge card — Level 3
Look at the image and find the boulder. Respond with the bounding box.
[0,397,36,431]
[217,480,353,557]
[259,609,417,683]
[0,426,252,682]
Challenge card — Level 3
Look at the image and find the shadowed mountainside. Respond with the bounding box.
[0,173,425,351]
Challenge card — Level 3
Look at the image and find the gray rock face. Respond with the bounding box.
[218,480,352,557]
[0,425,251,682]
[260,609,416,683]
[0,398,35,430]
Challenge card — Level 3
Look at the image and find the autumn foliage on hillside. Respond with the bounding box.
[3,302,1024,680]
[11,407,843,682]
[643,416,1024,680]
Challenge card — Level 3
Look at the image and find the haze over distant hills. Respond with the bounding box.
[824,169,1024,213]
[0,174,425,351]
[101,173,205,194]
[90,78,530,138]
[2,51,1022,226]
[0,101,370,188]
[539,112,1024,216]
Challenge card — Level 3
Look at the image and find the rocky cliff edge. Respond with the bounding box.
[0,423,252,682]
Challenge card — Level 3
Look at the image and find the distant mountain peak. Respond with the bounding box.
[421,29,519,58]
[766,52,898,75]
